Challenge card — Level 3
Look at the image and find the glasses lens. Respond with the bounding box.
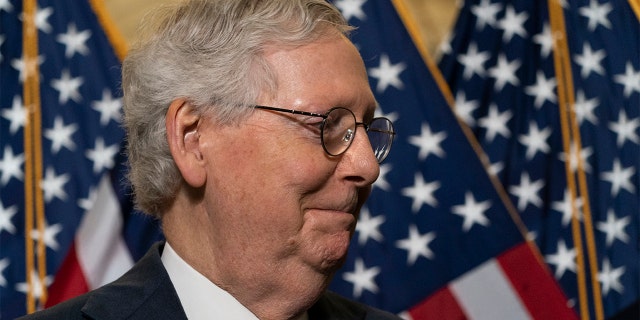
[322,108,356,156]
[367,118,394,163]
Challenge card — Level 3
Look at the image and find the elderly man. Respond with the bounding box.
[22,0,396,319]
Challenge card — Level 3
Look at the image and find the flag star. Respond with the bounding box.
[0,0,14,12]
[44,116,78,153]
[457,43,490,80]
[488,53,521,90]
[558,144,594,173]
[613,62,640,98]
[342,259,380,298]
[334,0,367,21]
[408,123,447,161]
[518,122,552,160]
[34,6,54,33]
[402,173,440,212]
[454,91,479,127]
[596,210,630,247]
[29,221,63,251]
[608,109,640,147]
[356,207,385,245]
[551,190,583,227]
[368,54,406,93]
[497,5,528,42]
[574,43,606,78]
[92,89,123,126]
[488,161,504,176]
[78,187,98,211]
[546,239,577,279]
[15,271,53,299]
[56,23,92,58]
[375,109,399,123]
[479,103,512,142]
[451,192,492,232]
[11,55,45,82]
[439,32,453,55]
[86,138,120,174]
[41,167,70,203]
[0,201,17,234]
[0,258,8,287]
[1,96,27,134]
[509,172,544,211]
[600,159,636,197]
[579,0,612,31]
[51,69,84,104]
[533,24,554,58]
[525,71,557,109]
[598,259,625,296]
[395,225,436,265]
[470,0,502,30]
[0,146,25,185]
[573,90,599,125]
[373,163,392,191]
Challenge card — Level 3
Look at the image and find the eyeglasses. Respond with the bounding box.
[254,106,395,163]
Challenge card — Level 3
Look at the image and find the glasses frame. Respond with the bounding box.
[254,105,395,163]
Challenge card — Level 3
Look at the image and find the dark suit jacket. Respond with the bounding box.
[20,242,401,320]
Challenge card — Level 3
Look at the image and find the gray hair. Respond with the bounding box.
[121,0,351,217]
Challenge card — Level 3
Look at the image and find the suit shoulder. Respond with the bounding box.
[16,294,91,320]
[311,291,402,320]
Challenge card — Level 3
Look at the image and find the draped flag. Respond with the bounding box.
[0,1,162,318]
[328,0,638,319]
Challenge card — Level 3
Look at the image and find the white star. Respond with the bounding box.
[408,123,447,161]
[579,0,612,31]
[573,90,599,125]
[51,69,84,104]
[525,71,557,109]
[29,221,63,251]
[497,5,528,42]
[608,109,640,147]
[396,225,436,265]
[596,210,630,247]
[518,122,552,160]
[368,54,406,93]
[0,201,17,234]
[600,159,636,197]
[0,0,14,12]
[92,89,123,126]
[342,258,380,298]
[56,23,92,58]
[451,192,492,232]
[78,187,98,211]
[479,104,512,142]
[41,167,70,203]
[457,43,490,80]
[356,207,385,245]
[454,91,479,127]
[509,172,544,211]
[546,239,576,279]
[551,189,583,227]
[533,23,554,58]
[15,271,53,300]
[558,144,594,173]
[334,0,367,21]
[44,116,78,153]
[471,0,502,30]
[401,173,440,213]
[488,161,504,176]
[33,6,54,33]
[0,258,9,287]
[488,53,521,90]
[0,146,25,185]
[574,43,606,78]
[11,55,45,83]
[86,138,120,174]
[613,62,640,98]
[373,163,392,191]
[1,96,27,134]
[598,259,625,296]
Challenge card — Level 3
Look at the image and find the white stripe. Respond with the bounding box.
[450,259,532,320]
[76,175,134,289]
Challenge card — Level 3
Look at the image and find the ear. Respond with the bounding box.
[166,99,206,188]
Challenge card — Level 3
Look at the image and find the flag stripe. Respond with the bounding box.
[45,243,89,308]
[408,287,466,320]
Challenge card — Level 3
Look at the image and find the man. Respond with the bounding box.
[22,0,397,319]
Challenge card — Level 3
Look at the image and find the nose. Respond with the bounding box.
[338,126,380,186]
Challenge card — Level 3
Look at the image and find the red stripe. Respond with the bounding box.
[409,286,467,320]
[497,243,579,320]
[45,242,89,307]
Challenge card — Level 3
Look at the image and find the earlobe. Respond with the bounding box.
[166,99,207,187]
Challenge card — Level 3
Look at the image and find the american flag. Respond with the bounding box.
[327,0,639,319]
[0,0,162,318]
